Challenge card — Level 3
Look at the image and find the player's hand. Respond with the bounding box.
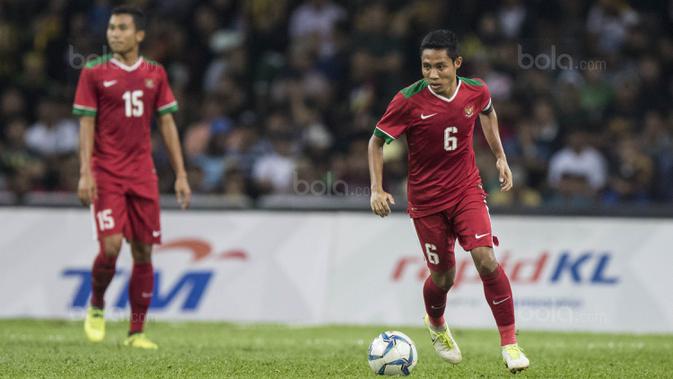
[175,175,191,210]
[77,172,97,206]
[370,189,395,217]
[496,158,513,192]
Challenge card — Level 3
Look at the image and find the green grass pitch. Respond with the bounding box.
[1,319,671,378]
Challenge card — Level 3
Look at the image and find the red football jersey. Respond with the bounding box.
[374,77,493,218]
[73,55,178,181]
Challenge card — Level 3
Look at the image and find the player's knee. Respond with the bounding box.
[430,271,454,291]
[101,236,123,257]
[471,247,498,276]
[131,242,152,263]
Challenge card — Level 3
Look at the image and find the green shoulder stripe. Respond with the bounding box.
[157,102,179,115]
[72,108,96,117]
[143,56,161,66]
[400,79,428,98]
[373,127,395,144]
[458,76,484,86]
[85,54,112,68]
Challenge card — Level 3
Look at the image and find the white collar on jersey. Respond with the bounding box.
[110,57,144,72]
[427,78,462,103]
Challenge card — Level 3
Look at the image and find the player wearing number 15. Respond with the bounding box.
[368,30,529,373]
[73,6,191,349]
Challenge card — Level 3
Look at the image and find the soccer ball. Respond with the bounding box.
[367,331,418,376]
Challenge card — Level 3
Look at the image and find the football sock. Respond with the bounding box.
[129,262,154,334]
[480,265,516,346]
[90,250,118,309]
[423,275,448,328]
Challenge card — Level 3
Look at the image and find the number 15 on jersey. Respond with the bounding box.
[122,90,143,117]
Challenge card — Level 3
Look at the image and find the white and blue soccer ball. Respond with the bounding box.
[368,331,418,376]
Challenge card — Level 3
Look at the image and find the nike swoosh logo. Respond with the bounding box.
[141,292,153,298]
[152,231,161,237]
[420,113,438,120]
[475,233,490,239]
[493,297,510,305]
[103,80,117,87]
[430,305,444,309]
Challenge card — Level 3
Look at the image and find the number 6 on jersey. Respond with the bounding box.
[444,127,457,151]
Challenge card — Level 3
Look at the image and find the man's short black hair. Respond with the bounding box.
[420,30,459,60]
[111,6,146,31]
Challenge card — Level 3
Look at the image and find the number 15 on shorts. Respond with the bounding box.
[96,209,115,231]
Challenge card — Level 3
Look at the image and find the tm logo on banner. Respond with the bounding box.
[62,238,247,311]
[63,269,213,310]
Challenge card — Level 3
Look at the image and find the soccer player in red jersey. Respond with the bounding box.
[368,30,529,372]
[73,6,191,349]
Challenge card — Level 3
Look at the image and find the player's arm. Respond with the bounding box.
[479,106,513,191]
[368,92,409,217]
[77,116,97,206]
[368,134,395,217]
[157,113,191,209]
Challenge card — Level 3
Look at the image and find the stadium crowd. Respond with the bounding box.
[1,0,672,207]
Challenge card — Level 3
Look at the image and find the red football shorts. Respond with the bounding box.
[412,185,496,272]
[92,177,161,245]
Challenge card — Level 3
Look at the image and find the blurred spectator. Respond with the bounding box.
[497,0,527,40]
[504,120,549,190]
[191,123,232,193]
[25,99,78,157]
[0,119,46,197]
[548,131,607,206]
[580,67,613,122]
[184,97,232,160]
[488,166,543,207]
[289,0,345,58]
[603,137,654,204]
[252,112,298,194]
[530,99,561,155]
[586,0,639,55]
[222,165,250,200]
[1,88,26,123]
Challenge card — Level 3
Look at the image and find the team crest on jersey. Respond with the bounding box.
[464,105,474,118]
[145,79,155,89]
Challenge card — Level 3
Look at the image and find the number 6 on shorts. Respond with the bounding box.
[424,243,440,265]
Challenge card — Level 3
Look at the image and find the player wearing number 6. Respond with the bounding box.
[73,6,191,349]
[368,30,529,373]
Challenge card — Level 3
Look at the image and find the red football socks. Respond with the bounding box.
[129,262,154,334]
[90,251,118,309]
[480,265,516,346]
[423,276,448,327]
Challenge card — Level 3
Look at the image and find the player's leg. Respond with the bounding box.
[425,266,456,327]
[454,186,529,372]
[471,247,528,372]
[470,246,516,344]
[85,234,123,342]
[129,241,153,336]
[91,234,123,309]
[122,181,161,349]
[413,211,462,364]
[86,181,126,342]
[123,240,157,349]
